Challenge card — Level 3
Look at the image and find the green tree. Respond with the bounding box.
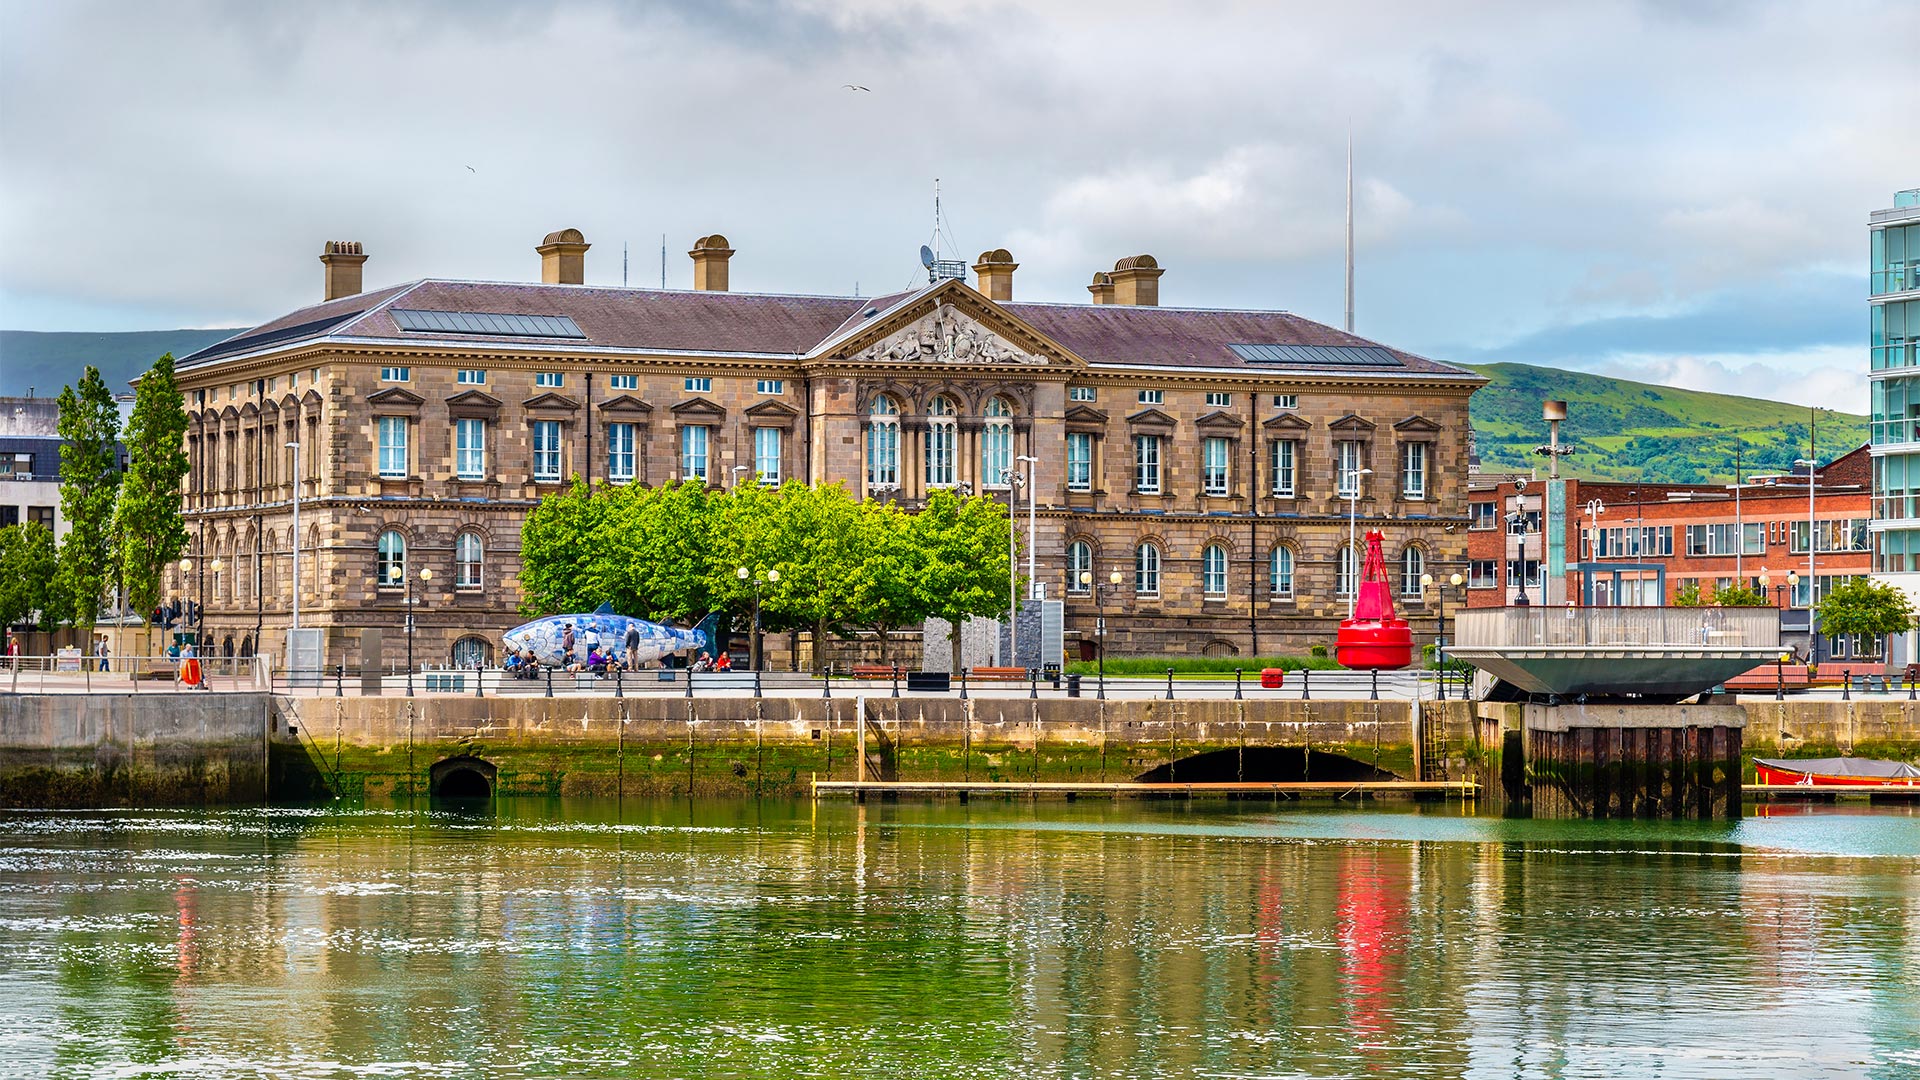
[842,500,922,664]
[53,366,122,630]
[517,479,612,617]
[0,523,58,631]
[1815,578,1916,646]
[909,489,1015,672]
[117,354,191,650]
[619,480,716,620]
[1710,584,1770,607]
[1671,581,1704,607]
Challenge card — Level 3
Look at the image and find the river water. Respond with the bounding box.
[1,799,1916,1079]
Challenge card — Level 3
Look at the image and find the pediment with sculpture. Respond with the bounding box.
[824,286,1079,370]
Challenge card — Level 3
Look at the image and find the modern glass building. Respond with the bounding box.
[1868,188,1920,664]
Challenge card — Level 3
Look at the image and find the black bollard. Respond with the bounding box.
[614,665,623,699]
[959,668,968,700]
[1909,672,1916,702]
[822,661,832,699]
[891,663,900,699]
[1301,667,1311,701]
[1165,667,1174,701]
[1370,668,1380,701]
[545,665,554,699]
[753,667,762,698]
[336,663,344,698]
[1777,664,1785,701]
[685,665,694,699]
[1842,673,1851,700]
[1234,669,1243,700]
[1029,669,1038,700]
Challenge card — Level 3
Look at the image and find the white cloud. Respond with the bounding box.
[1592,345,1866,414]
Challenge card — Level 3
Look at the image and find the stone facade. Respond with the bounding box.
[171,236,1483,671]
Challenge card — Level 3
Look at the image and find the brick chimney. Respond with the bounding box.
[689,234,735,291]
[1108,255,1164,306]
[1086,271,1115,304]
[971,248,1018,301]
[537,228,590,285]
[319,241,367,301]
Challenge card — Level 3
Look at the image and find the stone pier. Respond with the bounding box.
[1511,703,1744,820]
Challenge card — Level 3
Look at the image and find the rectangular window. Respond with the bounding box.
[1069,386,1097,402]
[1336,441,1365,496]
[1470,502,1496,530]
[754,427,781,483]
[1790,519,1871,554]
[1066,432,1093,492]
[1137,390,1164,405]
[535,372,564,388]
[1134,435,1161,494]
[456,369,486,385]
[1685,522,1767,556]
[1270,439,1297,497]
[608,374,639,391]
[681,425,710,482]
[607,422,636,482]
[756,379,784,395]
[1203,437,1230,495]
[376,417,407,479]
[1206,392,1232,407]
[379,366,409,382]
[455,418,486,480]
[1506,559,1542,589]
[28,506,54,531]
[1469,560,1498,588]
[532,420,563,482]
[685,377,713,393]
[1590,524,1673,557]
[1273,394,1298,409]
[1401,442,1426,499]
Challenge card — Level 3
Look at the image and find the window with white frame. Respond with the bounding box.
[1206,392,1232,407]
[1269,546,1295,598]
[1203,544,1228,597]
[379,366,410,382]
[606,422,636,482]
[608,374,639,391]
[1203,437,1231,495]
[866,396,899,487]
[376,417,408,479]
[535,372,564,388]
[1273,394,1298,409]
[754,426,781,483]
[1336,544,1359,598]
[1270,439,1297,497]
[456,369,486,385]
[757,379,784,395]
[1133,434,1162,493]
[685,377,712,393]
[983,397,1014,485]
[455,418,486,480]
[680,425,709,482]
[455,532,483,589]
[1135,542,1161,595]
[1137,389,1164,405]
[1066,432,1093,492]
[1068,386,1096,402]
[1401,442,1427,499]
[1686,522,1764,557]
[1067,540,1092,592]
[925,396,956,487]
[1401,546,1425,598]
[376,530,405,586]
[533,420,563,482]
[1336,440,1366,497]
[1470,502,1497,530]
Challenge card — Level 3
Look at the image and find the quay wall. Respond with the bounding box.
[0,692,276,806]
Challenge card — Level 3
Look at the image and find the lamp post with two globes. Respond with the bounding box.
[736,566,780,670]
[1079,567,1124,700]
[389,563,432,696]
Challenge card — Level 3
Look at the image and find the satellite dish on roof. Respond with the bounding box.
[919,245,935,269]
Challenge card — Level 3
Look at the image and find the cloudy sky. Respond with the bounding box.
[2,0,1915,410]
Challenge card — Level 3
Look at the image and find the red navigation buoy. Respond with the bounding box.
[1335,530,1413,671]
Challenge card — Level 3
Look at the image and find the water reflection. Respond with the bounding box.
[0,801,1914,1078]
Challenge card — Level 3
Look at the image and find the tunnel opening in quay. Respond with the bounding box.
[429,756,497,800]
[1134,746,1398,785]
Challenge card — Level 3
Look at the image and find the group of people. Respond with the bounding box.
[688,651,731,672]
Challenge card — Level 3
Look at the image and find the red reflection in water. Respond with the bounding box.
[174,878,199,979]
[1336,849,1407,1060]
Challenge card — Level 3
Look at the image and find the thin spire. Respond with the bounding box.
[1344,128,1354,333]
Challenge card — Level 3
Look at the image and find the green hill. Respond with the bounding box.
[1466,362,1866,484]
[0,329,244,396]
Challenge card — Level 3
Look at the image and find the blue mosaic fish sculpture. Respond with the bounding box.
[501,604,712,667]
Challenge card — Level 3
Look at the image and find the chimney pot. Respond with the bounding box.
[971,248,1018,302]
[318,240,368,301]
[689,234,735,292]
[1108,254,1164,306]
[536,228,590,285]
[1087,271,1115,305]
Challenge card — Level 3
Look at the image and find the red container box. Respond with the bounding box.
[1260,668,1286,689]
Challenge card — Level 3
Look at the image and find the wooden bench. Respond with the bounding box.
[849,664,899,680]
[968,666,1030,682]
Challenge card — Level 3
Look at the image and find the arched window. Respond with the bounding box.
[1401,546,1426,598]
[1270,546,1295,599]
[456,531,484,589]
[1202,544,1228,598]
[925,396,956,487]
[866,396,899,488]
[1336,543,1359,599]
[1067,540,1092,593]
[983,397,1014,486]
[377,530,406,587]
[451,636,490,669]
[1135,542,1161,595]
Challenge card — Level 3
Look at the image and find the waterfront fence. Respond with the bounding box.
[1453,606,1781,650]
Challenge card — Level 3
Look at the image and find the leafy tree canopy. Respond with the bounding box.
[1815,578,1916,641]
[53,366,122,629]
[0,523,57,631]
[117,354,191,631]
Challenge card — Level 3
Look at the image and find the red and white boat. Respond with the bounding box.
[1752,757,1920,787]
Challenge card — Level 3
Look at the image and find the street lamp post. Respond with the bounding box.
[1003,467,1029,669]
[1345,466,1374,617]
[1016,454,1039,601]
[391,564,431,696]
[731,464,750,489]
[1081,568,1123,700]
[287,442,301,633]
[735,566,780,670]
[1422,570,1466,700]
[1506,511,1530,606]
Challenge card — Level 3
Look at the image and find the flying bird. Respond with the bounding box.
[465,165,476,172]
[842,84,870,92]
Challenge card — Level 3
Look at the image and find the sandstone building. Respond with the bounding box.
[174,232,1484,670]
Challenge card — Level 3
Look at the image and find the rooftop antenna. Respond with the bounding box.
[661,234,667,289]
[921,178,966,283]
[1344,127,1354,333]
[623,242,628,287]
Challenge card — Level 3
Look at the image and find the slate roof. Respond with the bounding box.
[180,278,1477,379]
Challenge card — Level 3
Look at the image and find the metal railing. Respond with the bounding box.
[1454,606,1780,649]
[0,654,272,693]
